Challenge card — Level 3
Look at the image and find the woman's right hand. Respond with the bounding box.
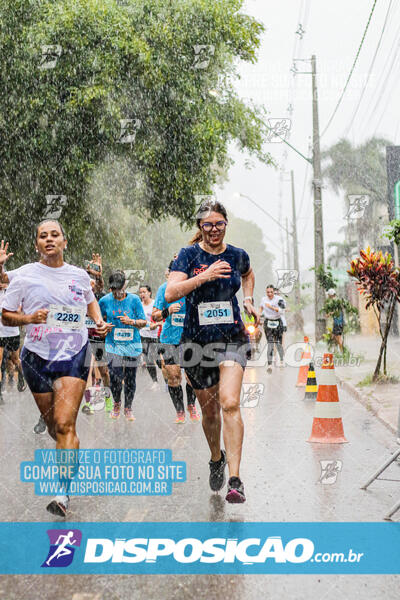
[29,309,49,324]
[0,240,13,267]
[200,260,231,283]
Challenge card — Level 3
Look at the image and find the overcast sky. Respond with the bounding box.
[218,0,400,279]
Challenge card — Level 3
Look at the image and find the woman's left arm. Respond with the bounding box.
[241,268,260,325]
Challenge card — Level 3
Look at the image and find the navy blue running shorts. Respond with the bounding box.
[21,343,90,394]
[182,337,250,390]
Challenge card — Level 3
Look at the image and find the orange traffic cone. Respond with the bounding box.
[296,336,312,387]
[307,353,348,444]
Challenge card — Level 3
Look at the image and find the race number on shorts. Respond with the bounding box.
[114,328,134,342]
[47,305,85,330]
[198,301,234,326]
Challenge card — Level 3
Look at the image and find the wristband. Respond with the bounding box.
[161,308,169,319]
[243,296,254,303]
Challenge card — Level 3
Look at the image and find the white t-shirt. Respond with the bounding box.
[260,295,283,321]
[140,299,158,339]
[0,289,19,338]
[2,262,95,360]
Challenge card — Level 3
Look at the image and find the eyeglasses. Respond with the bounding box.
[200,221,227,232]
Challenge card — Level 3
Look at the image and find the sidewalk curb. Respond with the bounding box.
[337,376,397,436]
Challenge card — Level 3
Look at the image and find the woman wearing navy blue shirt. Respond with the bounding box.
[166,200,259,503]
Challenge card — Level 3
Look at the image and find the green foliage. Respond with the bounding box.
[311,264,337,291]
[383,219,400,246]
[323,297,358,319]
[0,0,272,264]
[322,137,392,248]
[327,240,357,267]
[358,372,400,386]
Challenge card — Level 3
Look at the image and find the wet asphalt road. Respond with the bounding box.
[0,360,399,599]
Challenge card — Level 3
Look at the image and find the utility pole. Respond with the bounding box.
[311,54,326,341]
[291,170,304,331]
[285,217,291,269]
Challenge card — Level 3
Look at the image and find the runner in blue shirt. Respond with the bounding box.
[99,270,146,421]
[153,262,200,424]
[166,199,259,504]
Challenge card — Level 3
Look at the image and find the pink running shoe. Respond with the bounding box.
[188,404,200,422]
[175,411,185,424]
[110,403,121,419]
[124,407,135,421]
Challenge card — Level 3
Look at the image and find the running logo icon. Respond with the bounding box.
[346,195,369,219]
[318,460,342,485]
[266,118,291,143]
[241,383,264,408]
[41,529,82,568]
[276,269,299,294]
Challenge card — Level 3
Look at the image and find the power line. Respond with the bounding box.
[356,9,400,132]
[372,46,400,136]
[364,34,400,133]
[320,0,379,138]
[344,0,394,137]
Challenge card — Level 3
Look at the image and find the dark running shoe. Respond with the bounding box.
[226,476,246,503]
[46,495,69,517]
[209,449,227,492]
[17,372,27,392]
[33,415,47,434]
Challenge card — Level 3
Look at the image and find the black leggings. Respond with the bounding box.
[108,355,138,409]
[263,323,284,365]
[141,338,159,382]
[168,383,196,413]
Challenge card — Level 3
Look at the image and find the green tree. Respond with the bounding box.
[0,0,272,264]
[322,137,392,249]
[74,158,274,294]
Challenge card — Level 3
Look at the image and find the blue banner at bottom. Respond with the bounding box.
[0,522,399,574]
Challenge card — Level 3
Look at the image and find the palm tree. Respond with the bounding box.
[322,137,392,249]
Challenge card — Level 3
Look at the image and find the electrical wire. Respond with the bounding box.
[320,0,379,138]
[365,36,400,133]
[372,45,400,136]
[354,16,400,129]
[343,0,394,137]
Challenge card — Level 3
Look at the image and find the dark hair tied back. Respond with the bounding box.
[189,199,228,245]
[35,219,66,241]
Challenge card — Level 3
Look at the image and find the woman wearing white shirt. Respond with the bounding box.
[259,284,285,373]
[139,285,160,391]
[1,220,109,517]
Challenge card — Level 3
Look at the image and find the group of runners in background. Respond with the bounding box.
[0,199,288,517]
